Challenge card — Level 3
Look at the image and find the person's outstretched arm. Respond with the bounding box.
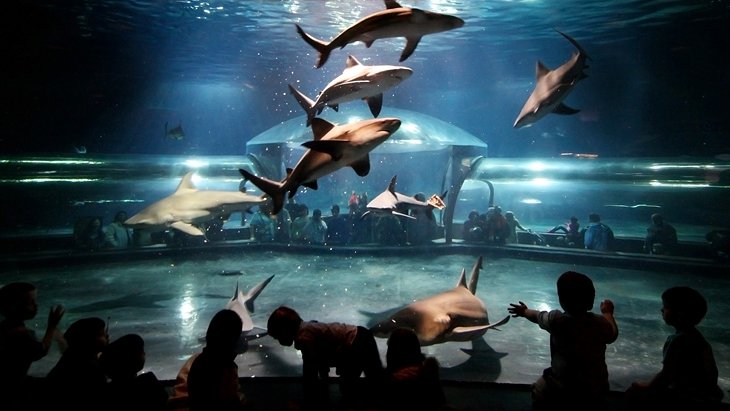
[508,301,539,324]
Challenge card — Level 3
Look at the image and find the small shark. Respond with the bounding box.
[289,55,412,126]
[361,175,446,220]
[225,274,275,336]
[513,30,590,129]
[239,116,401,215]
[368,256,510,346]
[296,0,464,68]
[124,172,266,236]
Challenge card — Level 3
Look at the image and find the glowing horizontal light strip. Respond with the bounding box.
[0,159,104,165]
[71,200,145,205]
[1,178,99,183]
[648,181,711,188]
[649,164,716,170]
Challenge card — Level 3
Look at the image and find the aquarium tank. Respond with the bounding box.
[1,0,729,406]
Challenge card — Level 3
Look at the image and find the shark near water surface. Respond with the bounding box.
[295,0,464,68]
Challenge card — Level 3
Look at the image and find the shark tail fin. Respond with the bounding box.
[239,169,285,215]
[554,29,590,60]
[468,256,483,294]
[244,274,275,313]
[288,84,317,126]
[295,24,331,68]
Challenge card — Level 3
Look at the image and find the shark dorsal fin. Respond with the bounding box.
[231,282,240,300]
[384,0,402,9]
[175,172,197,193]
[387,175,398,198]
[468,256,483,294]
[457,268,467,288]
[310,118,336,141]
[346,55,363,68]
[536,61,550,79]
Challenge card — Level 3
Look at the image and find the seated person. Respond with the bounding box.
[644,213,678,255]
[584,213,614,251]
[100,333,168,411]
[462,210,484,242]
[548,216,581,246]
[248,203,275,242]
[325,204,350,244]
[626,287,723,409]
[302,209,327,245]
[383,328,446,411]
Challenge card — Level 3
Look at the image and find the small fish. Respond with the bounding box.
[165,122,185,140]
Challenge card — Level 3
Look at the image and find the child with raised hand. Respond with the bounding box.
[508,271,619,411]
[626,286,724,409]
[0,282,65,408]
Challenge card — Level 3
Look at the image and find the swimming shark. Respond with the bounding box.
[225,274,275,337]
[239,116,401,215]
[289,55,412,126]
[124,172,266,236]
[513,30,590,129]
[361,175,446,220]
[368,256,510,346]
[296,0,464,68]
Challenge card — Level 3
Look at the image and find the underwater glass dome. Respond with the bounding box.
[2,0,730,408]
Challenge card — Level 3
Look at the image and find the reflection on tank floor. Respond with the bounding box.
[6,251,729,399]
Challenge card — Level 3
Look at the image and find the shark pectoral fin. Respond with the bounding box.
[302,180,319,190]
[301,140,350,161]
[393,211,416,220]
[366,94,383,117]
[553,103,580,115]
[400,37,422,62]
[350,156,371,176]
[171,221,206,236]
[487,315,511,330]
[449,325,491,340]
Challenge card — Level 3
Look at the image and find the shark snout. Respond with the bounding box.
[382,118,402,133]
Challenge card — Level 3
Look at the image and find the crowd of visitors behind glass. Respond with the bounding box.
[71,198,730,263]
[1,274,725,411]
